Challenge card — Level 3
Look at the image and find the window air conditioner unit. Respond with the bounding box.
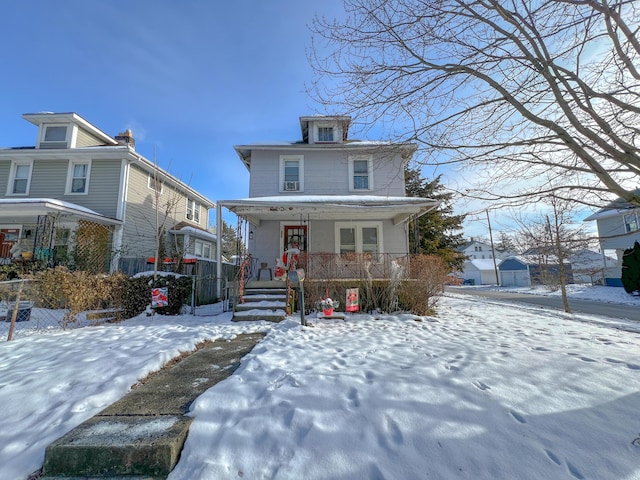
[186,213,193,220]
[284,181,299,191]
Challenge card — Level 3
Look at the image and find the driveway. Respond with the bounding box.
[446,287,640,322]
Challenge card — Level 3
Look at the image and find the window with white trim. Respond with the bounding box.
[317,127,334,142]
[349,155,373,191]
[279,155,304,192]
[66,161,91,194]
[39,125,69,149]
[7,160,33,195]
[194,240,212,259]
[186,198,201,223]
[335,221,383,259]
[624,212,639,233]
[148,174,163,194]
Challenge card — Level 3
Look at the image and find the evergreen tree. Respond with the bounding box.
[221,220,244,260]
[622,242,640,295]
[496,232,517,254]
[405,168,466,270]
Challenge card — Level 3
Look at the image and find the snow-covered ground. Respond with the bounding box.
[1,286,639,479]
[490,283,640,306]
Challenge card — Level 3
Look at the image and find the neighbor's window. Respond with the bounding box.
[40,125,69,148]
[624,212,639,233]
[148,174,163,194]
[186,198,201,223]
[67,161,90,194]
[194,240,212,258]
[349,155,373,191]
[8,161,33,195]
[317,127,334,142]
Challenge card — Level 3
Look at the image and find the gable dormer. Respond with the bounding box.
[22,112,119,149]
[299,115,351,144]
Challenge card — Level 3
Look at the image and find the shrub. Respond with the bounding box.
[622,241,640,295]
[124,273,193,316]
[398,254,449,316]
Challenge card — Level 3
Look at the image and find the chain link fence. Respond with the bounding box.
[0,278,120,341]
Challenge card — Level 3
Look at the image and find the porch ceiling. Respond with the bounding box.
[0,198,122,226]
[219,195,438,226]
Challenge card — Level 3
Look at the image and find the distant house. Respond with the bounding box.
[216,115,438,280]
[461,258,500,285]
[499,256,574,287]
[0,112,216,272]
[457,239,495,260]
[569,249,618,284]
[584,195,640,286]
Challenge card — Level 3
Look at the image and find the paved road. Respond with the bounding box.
[446,287,640,322]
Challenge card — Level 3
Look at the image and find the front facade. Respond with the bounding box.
[585,198,640,286]
[0,112,215,272]
[217,115,437,279]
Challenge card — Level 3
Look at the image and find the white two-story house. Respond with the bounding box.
[0,112,216,273]
[215,115,437,279]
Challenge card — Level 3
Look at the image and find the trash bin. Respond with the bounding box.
[7,301,32,322]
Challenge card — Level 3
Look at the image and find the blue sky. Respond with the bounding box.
[0,1,351,226]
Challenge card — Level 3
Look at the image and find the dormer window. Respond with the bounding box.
[317,127,334,142]
[40,125,70,149]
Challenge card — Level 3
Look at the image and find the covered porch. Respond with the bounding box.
[0,198,122,272]
[215,195,437,284]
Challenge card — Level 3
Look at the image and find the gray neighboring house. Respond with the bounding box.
[0,112,216,272]
[216,115,438,279]
[584,195,640,287]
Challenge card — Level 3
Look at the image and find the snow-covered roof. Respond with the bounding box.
[464,259,500,271]
[169,225,217,241]
[219,195,438,226]
[0,198,121,225]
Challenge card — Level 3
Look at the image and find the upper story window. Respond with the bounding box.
[39,125,70,149]
[148,174,163,194]
[186,198,201,223]
[349,155,373,191]
[7,160,33,195]
[66,161,91,194]
[280,155,304,192]
[624,212,638,233]
[317,127,334,142]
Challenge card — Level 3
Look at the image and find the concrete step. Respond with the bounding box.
[41,333,265,479]
[244,288,287,296]
[245,280,287,289]
[241,294,287,303]
[232,308,287,322]
[235,301,287,311]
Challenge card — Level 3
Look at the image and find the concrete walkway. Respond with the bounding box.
[41,332,266,480]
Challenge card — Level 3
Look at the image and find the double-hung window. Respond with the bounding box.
[148,174,163,194]
[186,199,201,223]
[195,240,212,259]
[624,212,639,233]
[335,221,383,260]
[66,161,90,194]
[280,155,304,192]
[8,160,33,195]
[317,127,334,142]
[349,155,373,191]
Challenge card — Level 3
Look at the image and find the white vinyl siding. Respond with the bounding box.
[66,160,91,194]
[279,155,304,192]
[349,155,373,191]
[7,160,33,195]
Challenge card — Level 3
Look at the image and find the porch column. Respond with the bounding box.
[216,203,223,300]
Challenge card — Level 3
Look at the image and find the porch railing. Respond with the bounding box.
[298,252,412,280]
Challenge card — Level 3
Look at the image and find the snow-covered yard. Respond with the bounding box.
[1,286,639,479]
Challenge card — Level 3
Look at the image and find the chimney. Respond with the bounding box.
[115,129,135,149]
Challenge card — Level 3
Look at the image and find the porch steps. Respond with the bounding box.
[232,280,289,322]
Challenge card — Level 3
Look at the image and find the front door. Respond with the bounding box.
[283,225,307,270]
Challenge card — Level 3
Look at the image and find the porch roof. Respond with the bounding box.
[218,195,438,226]
[0,198,122,226]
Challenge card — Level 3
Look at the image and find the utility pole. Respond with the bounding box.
[486,209,500,286]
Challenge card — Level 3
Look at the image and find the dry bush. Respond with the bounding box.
[398,254,449,316]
